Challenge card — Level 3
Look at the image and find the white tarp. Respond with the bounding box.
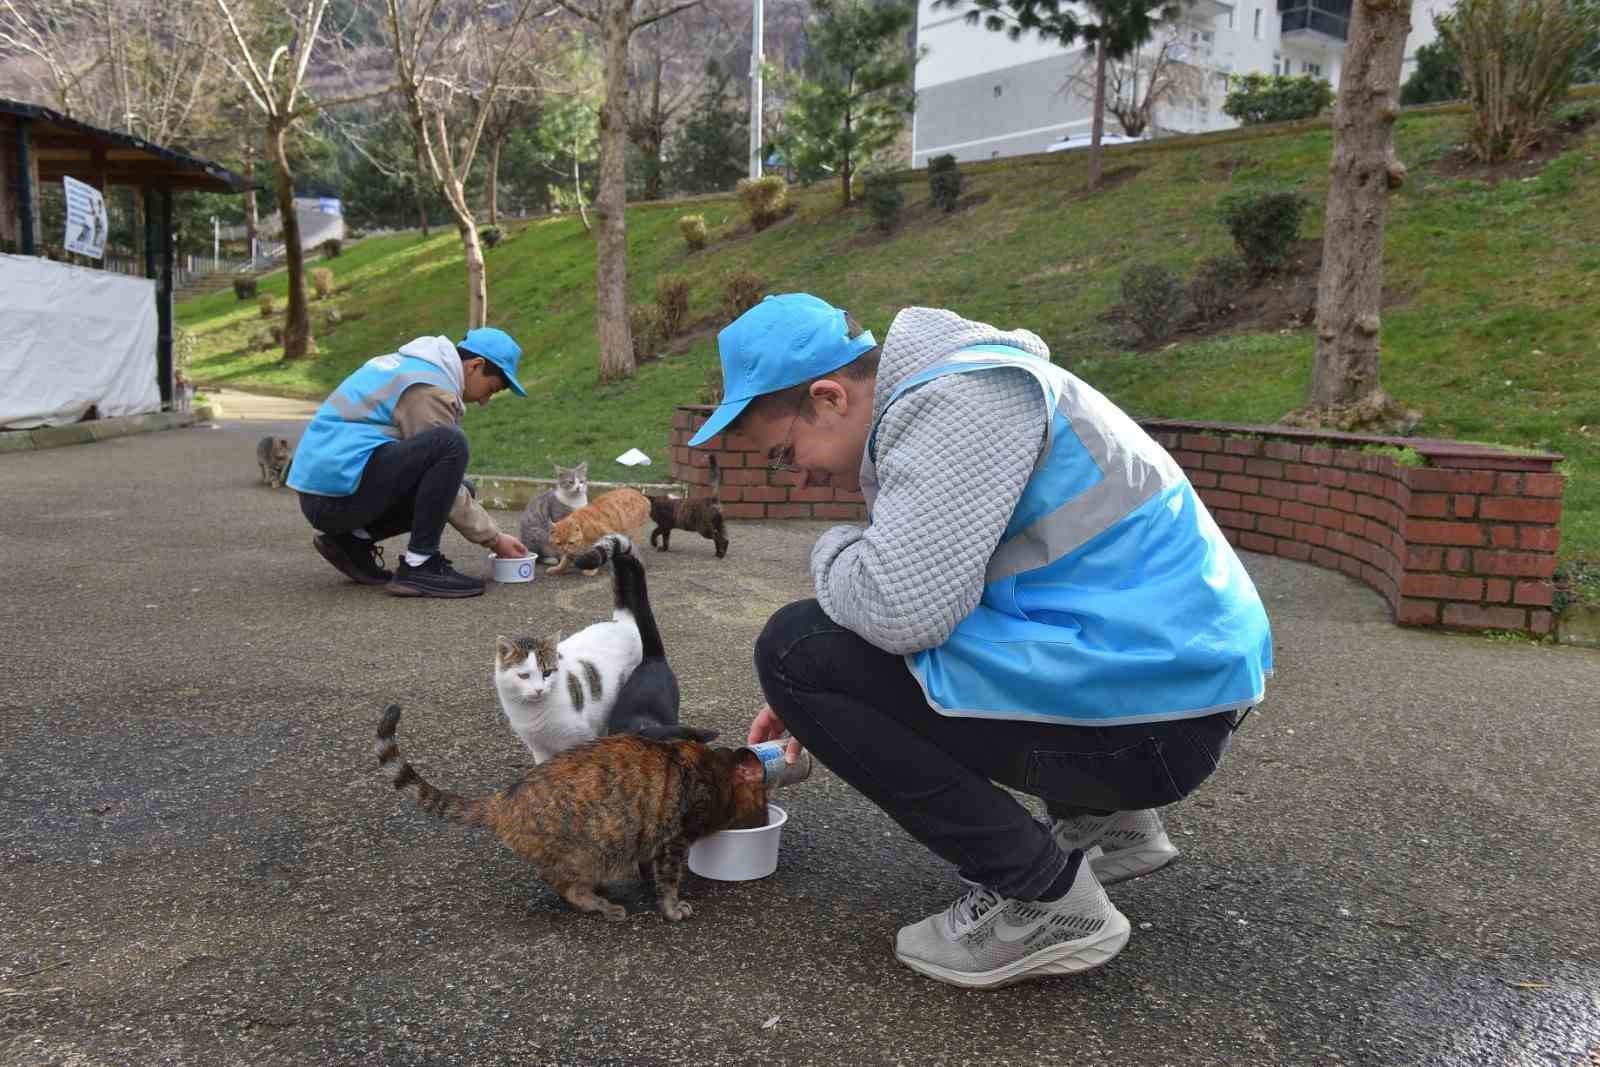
[0,253,161,429]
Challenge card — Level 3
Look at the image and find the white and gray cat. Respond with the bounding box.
[518,463,588,564]
[494,535,716,764]
[256,435,292,488]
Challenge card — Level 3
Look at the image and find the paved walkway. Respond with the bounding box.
[2,412,1597,1066]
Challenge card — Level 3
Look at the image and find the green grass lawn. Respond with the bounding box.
[179,107,1599,583]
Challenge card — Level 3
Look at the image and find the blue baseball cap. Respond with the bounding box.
[688,293,877,447]
[458,327,526,397]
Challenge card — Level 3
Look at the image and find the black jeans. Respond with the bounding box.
[298,425,468,557]
[754,599,1242,901]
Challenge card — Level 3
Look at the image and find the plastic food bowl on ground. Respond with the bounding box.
[488,554,536,583]
[687,804,788,881]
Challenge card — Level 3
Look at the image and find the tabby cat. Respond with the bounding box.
[648,455,729,558]
[518,462,588,564]
[256,435,292,488]
[547,488,652,576]
[376,705,768,921]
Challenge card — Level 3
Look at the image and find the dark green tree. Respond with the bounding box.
[935,0,1183,190]
[1222,72,1337,124]
[775,0,919,207]
[668,61,749,195]
[1400,38,1465,104]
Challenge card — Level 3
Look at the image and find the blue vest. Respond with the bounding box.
[288,353,460,497]
[864,346,1273,726]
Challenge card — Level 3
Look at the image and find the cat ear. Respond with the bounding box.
[576,462,587,477]
[495,635,517,662]
[733,749,764,785]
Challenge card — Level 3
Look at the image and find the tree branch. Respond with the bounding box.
[631,0,701,32]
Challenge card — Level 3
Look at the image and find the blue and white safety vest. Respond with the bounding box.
[287,351,460,497]
[863,345,1273,726]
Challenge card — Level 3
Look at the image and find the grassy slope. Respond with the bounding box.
[179,108,1599,568]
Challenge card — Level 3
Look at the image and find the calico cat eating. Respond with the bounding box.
[648,455,729,558]
[495,535,714,762]
[256,435,293,488]
[547,488,651,576]
[376,705,767,921]
[518,462,588,565]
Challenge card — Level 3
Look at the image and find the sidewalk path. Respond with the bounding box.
[1,416,1597,1066]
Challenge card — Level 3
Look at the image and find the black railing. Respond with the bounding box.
[1277,0,1350,40]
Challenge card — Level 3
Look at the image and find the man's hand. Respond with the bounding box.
[747,703,802,765]
[490,532,529,559]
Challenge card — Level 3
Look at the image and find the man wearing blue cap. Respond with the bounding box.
[693,295,1272,989]
[290,328,531,598]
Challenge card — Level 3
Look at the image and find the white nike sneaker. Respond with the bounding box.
[1051,809,1180,885]
[894,863,1131,990]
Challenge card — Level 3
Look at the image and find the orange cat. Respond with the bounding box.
[548,487,652,575]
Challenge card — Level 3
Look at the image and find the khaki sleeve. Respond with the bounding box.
[392,384,501,546]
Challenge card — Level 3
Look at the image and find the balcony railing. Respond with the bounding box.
[1277,0,1350,41]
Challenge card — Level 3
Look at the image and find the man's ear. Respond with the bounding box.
[809,378,849,415]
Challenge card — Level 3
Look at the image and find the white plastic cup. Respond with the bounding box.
[488,554,536,583]
[687,804,788,881]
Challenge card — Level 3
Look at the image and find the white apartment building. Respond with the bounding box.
[911,0,1455,165]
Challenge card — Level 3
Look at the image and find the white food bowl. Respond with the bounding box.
[687,803,788,881]
[488,554,536,583]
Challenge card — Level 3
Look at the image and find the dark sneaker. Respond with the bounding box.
[386,554,485,599]
[313,533,392,586]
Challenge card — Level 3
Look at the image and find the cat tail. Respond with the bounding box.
[706,454,720,498]
[375,705,492,828]
[571,534,666,662]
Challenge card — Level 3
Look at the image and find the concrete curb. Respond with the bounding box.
[0,408,208,454]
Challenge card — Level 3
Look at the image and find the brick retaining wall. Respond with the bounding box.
[671,406,1565,637]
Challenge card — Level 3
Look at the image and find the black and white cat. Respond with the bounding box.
[494,535,714,763]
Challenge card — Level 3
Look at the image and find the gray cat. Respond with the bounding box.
[256,435,292,488]
[518,462,588,564]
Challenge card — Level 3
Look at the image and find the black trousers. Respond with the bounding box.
[754,599,1241,901]
[298,425,468,557]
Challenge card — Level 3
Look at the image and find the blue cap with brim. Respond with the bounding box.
[689,293,876,447]
[459,327,527,397]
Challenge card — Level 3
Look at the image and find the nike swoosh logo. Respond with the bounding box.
[992,912,1053,944]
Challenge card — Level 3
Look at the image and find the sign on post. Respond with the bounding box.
[62,176,108,260]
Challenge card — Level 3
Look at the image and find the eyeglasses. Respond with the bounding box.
[765,413,801,473]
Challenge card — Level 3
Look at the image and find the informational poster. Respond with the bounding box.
[62,175,108,260]
[318,197,342,216]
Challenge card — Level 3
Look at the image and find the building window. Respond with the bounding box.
[994,84,1003,97]
[1304,61,1322,77]
[1254,8,1262,37]
[1227,6,1235,28]
[1272,50,1282,75]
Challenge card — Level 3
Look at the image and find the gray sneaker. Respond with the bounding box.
[1052,809,1180,885]
[894,863,1130,990]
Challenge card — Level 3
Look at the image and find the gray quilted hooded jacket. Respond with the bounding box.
[809,307,1054,655]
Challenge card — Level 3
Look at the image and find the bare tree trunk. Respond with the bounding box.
[269,123,313,360]
[1088,42,1107,191]
[488,135,503,226]
[840,92,853,207]
[574,138,592,233]
[1304,0,1413,423]
[595,1,635,381]
[243,155,258,260]
[411,132,431,236]
[456,208,488,327]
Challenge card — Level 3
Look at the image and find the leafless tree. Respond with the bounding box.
[624,0,741,200]
[212,0,387,360]
[552,0,704,381]
[1060,23,1206,137]
[385,0,565,328]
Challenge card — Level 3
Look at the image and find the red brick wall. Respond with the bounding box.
[669,406,867,521]
[671,407,1565,637]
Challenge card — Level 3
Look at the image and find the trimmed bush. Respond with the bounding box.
[723,271,766,323]
[320,237,342,258]
[1121,264,1185,344]
[232,275,258,300]
[735,175,788,231]
[679,214,708,251]
[1217,189,1308,278]
[310,267,334,300]
[630,305,662,362]
[655,275,690,340]
[1188,255,1248,322]
[259,294,275,319]
[1222,73,1335,126]
[927,153,962,213]
[480,226,503,249]
[698,361,724,405]
[863,172,905,234]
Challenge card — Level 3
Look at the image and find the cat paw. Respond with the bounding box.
[659,899,693,922]
[603,902,628,922]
